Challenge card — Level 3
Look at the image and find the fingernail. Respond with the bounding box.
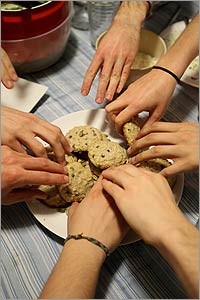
[106,94,112,101]
[12,73,18,81]
[131,156,137,164]
[60,161,66,166]
[81,89,87,96]
[68,146,73,152]
[6,80,14,88]
[96,97,102,104]
[127,147,132,155]
[64,175,69,182]
[63,167,68,174]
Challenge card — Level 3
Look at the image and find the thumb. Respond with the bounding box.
[67,201,79,218]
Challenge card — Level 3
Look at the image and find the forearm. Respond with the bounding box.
[113,1,149,29]
[157,14,199,78]
[155,216,199,298]
[39,239,105,299]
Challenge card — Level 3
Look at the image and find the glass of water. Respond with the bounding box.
[87,1,120,48]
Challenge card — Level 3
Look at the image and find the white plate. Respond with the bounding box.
[1,78,48,112]
[160,21,199,88]
[27,109,184,245]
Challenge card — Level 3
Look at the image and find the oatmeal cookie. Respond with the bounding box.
[65,126,108,152]
[58,162,94,202]
[88,140,127,169]
[39,185,67,208]
[123,116,146,146]
[137,158,176,188]
[123,122,140,146]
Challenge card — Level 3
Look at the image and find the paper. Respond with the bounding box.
[1,78,48,112]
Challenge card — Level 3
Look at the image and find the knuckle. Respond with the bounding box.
[111,72,119,79]
[126,57,134,65]
[100,73,108,81]
[6,153,16,165]
[36,145,46,157]
[87,68,96,78]
[146,133,154,143]
[150,146,160,156]
[39,158,51,168]
[9,167,23,184]
[115,116,123,126]
[121,70,129,77]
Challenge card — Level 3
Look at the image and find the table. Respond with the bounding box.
[1,2,199,299]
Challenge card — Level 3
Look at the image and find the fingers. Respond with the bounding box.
[20,170,68,187]
[117,59,132,93]
[102,178,123,201]
[138,122,179,139]
[95,58,115,104]
[131,146,178,165]
[81,53,103,96]
[160,162,184,177]
[114,106,140,134]
[102,165,142,188]
[19,133,48,158]
[105,99,128,129]
[139,110,164,136]
[5,139,27,154]
[1,48,18,88]
[105,59,125,101]
[19,122,72,164]
[4,188,46,205]
[21,156,68,174]
[128,132,177,156]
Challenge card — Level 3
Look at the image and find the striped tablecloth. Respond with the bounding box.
[1,2,199,299]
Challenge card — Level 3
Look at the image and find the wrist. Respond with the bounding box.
[113,1,148,29]
[150,67,178,87]
[152,214,196,251]
[64,238,106,264]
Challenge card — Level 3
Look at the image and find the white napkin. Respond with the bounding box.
[1,78,48,112]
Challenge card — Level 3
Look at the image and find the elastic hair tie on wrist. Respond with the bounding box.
[64,233,110,257]
[152,66,180,84]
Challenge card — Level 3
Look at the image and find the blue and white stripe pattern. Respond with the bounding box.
[1,2,199,299]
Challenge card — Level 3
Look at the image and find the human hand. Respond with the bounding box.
[128,122,199,176]
[81,23,140,104]
[68,177,128,253]
[1,145,68,205]
[1,106,72,165]
[106,69,177,134]
[1,48,18,89]
[102,164,185,246]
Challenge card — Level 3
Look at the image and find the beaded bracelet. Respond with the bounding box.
[152,66,180,84]
[64,233,110,257]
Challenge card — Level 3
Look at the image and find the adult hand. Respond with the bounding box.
[68,177,128,253]
[102,164,183,245]
[129,122,199,177]
[1,106,72,165]
[106,69,177,134]
[1,48,18,89]
[81,23,140,104]
[1,145,68,205]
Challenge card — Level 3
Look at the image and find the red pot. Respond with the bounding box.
[1,1,73,73]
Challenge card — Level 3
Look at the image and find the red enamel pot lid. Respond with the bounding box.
[1,1,70,40]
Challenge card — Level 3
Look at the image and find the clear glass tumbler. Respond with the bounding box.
[87,1,120,47]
